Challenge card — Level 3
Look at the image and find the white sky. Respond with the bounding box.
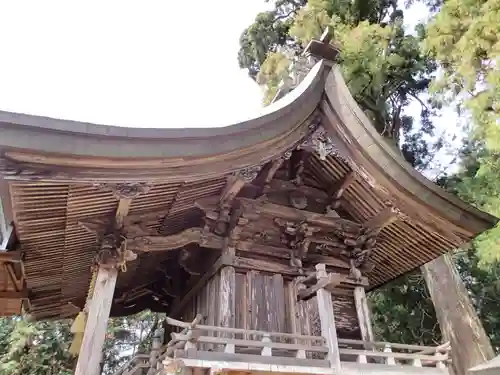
[0,1,271,128]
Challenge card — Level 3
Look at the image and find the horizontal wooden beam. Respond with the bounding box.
[229,256,305,276]
[0,251,21,263]
[0,290,28,299]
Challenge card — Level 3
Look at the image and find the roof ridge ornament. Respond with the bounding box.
[271,27,339,103]
[303,26,340,64]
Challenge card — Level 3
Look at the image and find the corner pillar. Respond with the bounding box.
[315,264,341,371]
[353,286,374,343]
[218,245,236,333]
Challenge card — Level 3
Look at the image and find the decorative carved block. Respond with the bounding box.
[234,165,261,183]
[93,182,153,199]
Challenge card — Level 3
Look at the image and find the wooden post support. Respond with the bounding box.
[218,246,235,342]
[353,286,374,345]
[315,264,341,371]
[74,267,118,375]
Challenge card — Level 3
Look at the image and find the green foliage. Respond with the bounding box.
[239,0,500,352]
[0,311,162,375]
[370,272,441,345]
[0,318,74,375]
[238,0,440,169]
[425,0,500,154]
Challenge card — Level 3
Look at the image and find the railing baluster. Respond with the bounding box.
[357,354,368,364]
[261,333,272,356]
[296,349,306,359]
[384,344,396,365]
[224,343,235,354]
[184,328,199,356]
[412,358,422,367]
[435,351,446,368]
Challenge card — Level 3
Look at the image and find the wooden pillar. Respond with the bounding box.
[218,246,235,337]
[422,253,494,375]
[74,267,118,375]
[354,286,374,343]
[315,264,341,371]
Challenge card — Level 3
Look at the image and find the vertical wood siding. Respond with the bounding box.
[181,268,361,340]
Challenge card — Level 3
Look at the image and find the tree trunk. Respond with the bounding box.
[421,253,494,375]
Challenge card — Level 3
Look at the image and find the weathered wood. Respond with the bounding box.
[178,350,332,370]
[362,206,399,234]
[74,267,118,375]
[421,253,494,375]
[297,273,343,301]
[353,286,374,344]
[230,256,304,276]
[219,175,246,207]
[315,264,341,371]
[0,251,21,262]
[339,347,448,362]
[170,254,229,318]
[172,333,327,353]
[166,316,324,341]
[127,228,224,253]
[0,290,28,299]
[328,170,355,209]
[219,245,236,339]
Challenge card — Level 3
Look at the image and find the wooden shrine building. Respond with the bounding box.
[0,32,497,375]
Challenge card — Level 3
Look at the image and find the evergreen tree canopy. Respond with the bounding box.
[425,0,500,264]
[238,0,440,169]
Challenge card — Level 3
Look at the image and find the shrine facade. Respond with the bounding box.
[0,31,496,375]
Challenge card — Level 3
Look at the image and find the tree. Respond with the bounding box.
[0,311,162,375]
[420,2,500,371]
[0,318,74,375]
[238,0,440,169]
[239,2,499,373]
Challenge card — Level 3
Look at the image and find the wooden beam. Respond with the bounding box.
[363,206,399,234]
[298,273,343,301]
[0,290,28,299]
[230,256,305,276]
[74,267,118,375]
[218,246,236,335]
[315,264,341,371]
[75,197,132,375]
[219,175,246,207]
[127,228,224,253]
[0,251,21,263]
[328,170,356,209]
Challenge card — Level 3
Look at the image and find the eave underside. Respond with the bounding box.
[9,151,466,320]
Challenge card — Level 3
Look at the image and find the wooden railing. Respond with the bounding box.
[164,315,451,370]
[111,316,450,375]
[337,338,450,368]
[166,314,327,360]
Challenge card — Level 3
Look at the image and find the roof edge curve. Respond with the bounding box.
[0,62,327,160]
[322,66,497,236]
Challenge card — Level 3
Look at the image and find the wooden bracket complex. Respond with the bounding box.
[296,264,368,301]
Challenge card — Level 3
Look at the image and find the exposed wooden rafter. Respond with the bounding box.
[328,170,356,210]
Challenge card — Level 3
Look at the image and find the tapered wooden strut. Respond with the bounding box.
[74,197,132,375]
[74,267,118,375]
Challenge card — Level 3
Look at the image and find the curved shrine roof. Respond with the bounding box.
[0,57,496,319]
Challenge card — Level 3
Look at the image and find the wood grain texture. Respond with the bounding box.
[74,267,118,375]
